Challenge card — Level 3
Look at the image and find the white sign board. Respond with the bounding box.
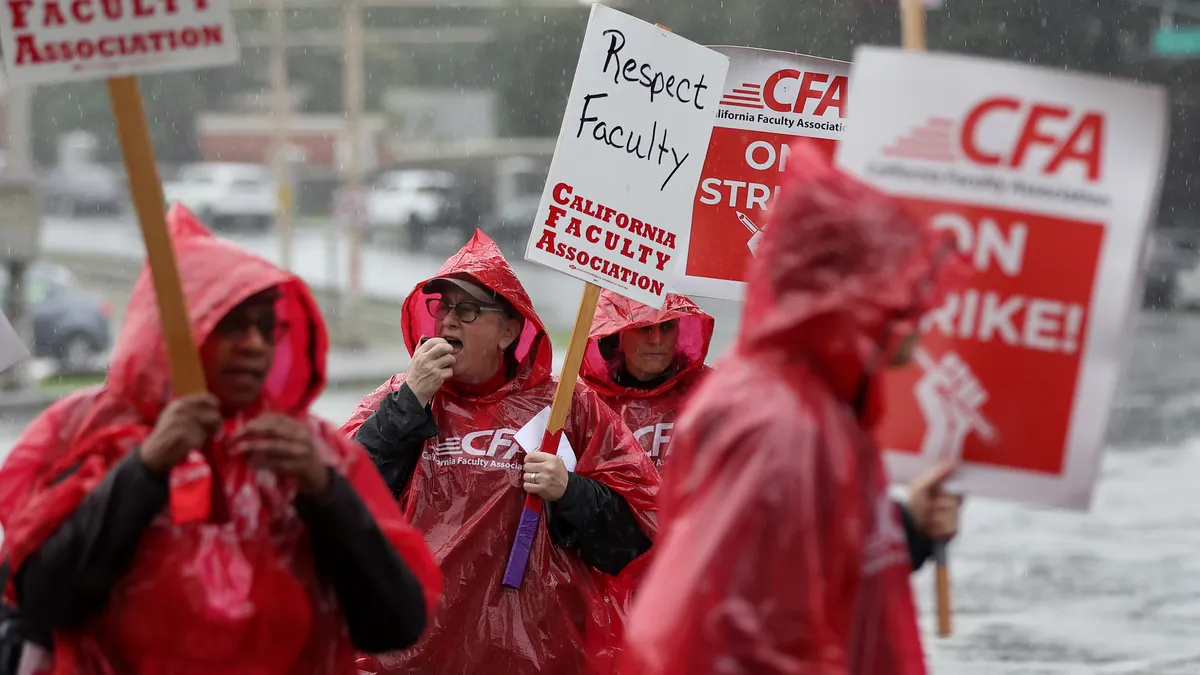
[837,47,1168,510]
[0,0,239,86]
[0,309,28,374]
[673,47,848,300]
[524,4,729,308]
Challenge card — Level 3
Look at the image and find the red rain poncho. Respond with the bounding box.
[579,290,714,472]
[578,291,714,670]
[341,230,659,675]
[619,142,961,675]
[0,206,441,674]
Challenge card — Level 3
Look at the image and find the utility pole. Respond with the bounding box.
[1,84,35,392]
[6,87,32,178]
[269,0,295,272]
[341,0,367,349]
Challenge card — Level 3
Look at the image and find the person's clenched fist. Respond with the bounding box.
[236,414,330,497]
[522,451,569,502]
[905,459,963,541]
[407,338,456,406]
[139,393,223,473]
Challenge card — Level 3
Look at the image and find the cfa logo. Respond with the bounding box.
[718,69,846,118]
[431,429,521,460]
[885,97,1105,182]
[633,422,673,460]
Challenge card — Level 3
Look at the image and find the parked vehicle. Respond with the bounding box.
[364,156,548,253]
[1143,227,1200,311]
[364,169,457,250]
[162,162,277,232]
[41,162,125,217]
[0,261,113,373]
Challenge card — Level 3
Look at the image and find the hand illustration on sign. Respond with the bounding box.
[913,347,998,463]
[735,211,765,257]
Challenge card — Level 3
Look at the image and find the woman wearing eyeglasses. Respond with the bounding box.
[341,230,659,675]
[0,206,441,674]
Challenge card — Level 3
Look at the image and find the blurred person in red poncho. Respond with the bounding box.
[584,291,961,673]
[619,142,964,675]
[341,230,659,675]
[0,206,442,674]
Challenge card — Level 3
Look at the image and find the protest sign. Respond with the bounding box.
[524,3,728,309]
[506,9,726,589]
[0,310,29,374]
[672,47,848,300]
[0,0,239,86]
[837,46,1168,510]
[0,0,242,499]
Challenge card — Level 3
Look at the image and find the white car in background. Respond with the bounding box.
[365,169,456,249]
[163,162,278,232]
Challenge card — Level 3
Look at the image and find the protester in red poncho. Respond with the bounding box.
[341,230,659,675]
[575,292,713,670]
[0,205,442,674]
[619,141,963,675]
[580,291,714,471]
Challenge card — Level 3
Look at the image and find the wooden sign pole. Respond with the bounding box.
[501,283,600,588]
[900,0,928,51]
[107,76,207,396]
[502,20,674,590]
[899,0,952,640]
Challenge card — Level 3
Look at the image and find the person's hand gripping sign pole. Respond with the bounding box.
[0,0,244,519]
[501,283,600,587]
[898,0,957,637]
[504,7,729,587]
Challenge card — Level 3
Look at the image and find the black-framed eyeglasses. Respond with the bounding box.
[426,298,507,324]
[214,310,290,345]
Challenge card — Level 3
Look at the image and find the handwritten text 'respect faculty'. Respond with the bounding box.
[576,28,715,191]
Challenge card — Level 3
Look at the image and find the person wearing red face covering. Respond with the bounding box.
[341,230,659,675]
[618,141,963,675]
[0,206,442,674]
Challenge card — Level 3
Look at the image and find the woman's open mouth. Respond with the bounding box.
[444,337,464,353]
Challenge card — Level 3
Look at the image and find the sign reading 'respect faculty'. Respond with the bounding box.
[524,4,729,308]
[837,47,1168,511]
[0,0,239,86]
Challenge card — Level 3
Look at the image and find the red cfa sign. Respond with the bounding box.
[838,46,1168,511]
[672,47,849,301]
[0,0,239,86]
[885,97,1105,183]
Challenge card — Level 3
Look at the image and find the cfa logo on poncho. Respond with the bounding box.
[633,422,673,462]
[426,429,525,471]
